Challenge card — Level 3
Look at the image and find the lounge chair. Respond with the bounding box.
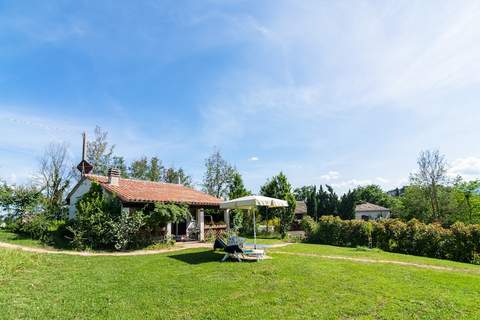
[216,236,265,262]
[213,237,227,251]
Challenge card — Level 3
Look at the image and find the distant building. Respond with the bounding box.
[294,201,308,220]
[290,201,308,231]
[386,187,406,197]
[355,202,390,221]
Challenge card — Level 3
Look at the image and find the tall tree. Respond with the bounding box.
[228,172,250,200]
[295,185,318,219]
[454,179,480,223]
[202,150,236,199]
[399,185,432,222]
[294,186,315,201]
[38,142,73,219]
[87,126,115,175]
[353,185,392,208]
[305,185,318,220]
[148,157,163,182]
[317,185,339,217]
[338,190,356,220]
[260,172,296,238]
[227,172,251,230]
[164,167,192,187]
[1,184,43,222]
[0,181,13,214]
[129,157,149,180]
[111,156,129,178]
[128,156,163,181]
[410,150,448,220]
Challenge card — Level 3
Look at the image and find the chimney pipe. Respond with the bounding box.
[108,168,120,186]
[82,132,87,161]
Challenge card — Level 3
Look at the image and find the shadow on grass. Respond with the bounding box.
[168,250,225,265]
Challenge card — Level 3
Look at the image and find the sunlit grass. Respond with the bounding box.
[1,243,480,319]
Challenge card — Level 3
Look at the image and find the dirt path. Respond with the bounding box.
[0,241,291,257]
[273,250,480,274]
[0,241,211,256]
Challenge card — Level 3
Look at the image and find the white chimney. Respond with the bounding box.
[108,168,120,186]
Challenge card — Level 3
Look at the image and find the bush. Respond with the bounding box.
[20,213,50,241]
[301,216,317,239]
[306,216,480,264]
[110,209,145,251]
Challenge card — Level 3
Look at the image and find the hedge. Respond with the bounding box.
[304,216,480,264]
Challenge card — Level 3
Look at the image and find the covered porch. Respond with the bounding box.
[166,206,231,241]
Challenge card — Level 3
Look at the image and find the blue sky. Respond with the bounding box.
[1,0,480,193]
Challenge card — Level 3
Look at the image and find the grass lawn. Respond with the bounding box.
[0,230,48,248]
[1,243,480,319]
[244,237,287,245]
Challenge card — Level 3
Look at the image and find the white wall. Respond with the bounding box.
[355,210,391,220]
[68,179,92,219]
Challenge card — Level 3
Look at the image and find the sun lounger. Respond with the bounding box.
[216,236,265,262]
[213,237,227,251]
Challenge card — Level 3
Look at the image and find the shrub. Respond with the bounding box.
[110,209,145,251]
[72,182,122,249]
[21,214,48,240]
[301,216,317,239]
[306,216,480,264]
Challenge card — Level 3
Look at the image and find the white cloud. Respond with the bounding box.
[449,157,480,179]
[320,171,340,181]
[376,177,389,183]
[331,179,373,189]
[248,156,259,161]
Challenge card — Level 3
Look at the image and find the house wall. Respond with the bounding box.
[355,210,391,220]
[68,179,92,219]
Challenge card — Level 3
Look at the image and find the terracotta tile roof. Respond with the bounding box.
[85,174,221,206]
[355,202,390,212]
[295,201,308,214]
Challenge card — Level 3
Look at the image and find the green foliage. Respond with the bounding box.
[112,156,129,178]
[148,157,163,182]
[87,126,116,176]
[260,172,296,238]
[203,150,236,198]
[410,149,448,220]
[317,185,338,217]
[452,179,480,224]
[300,216,317,238]
[294,185,315,201]
[241,209,259,235]
[353,185,392,208]
[1,184,44,231]
[110,209,145,251]
[148,203,191,226]
[228,172,251,231]
[72,182,122,249]
[306,216,480,264]
[20,213,50,241]
[338,190,356,220]
[38,142,72,220]
[129,157,150,180]
[70,184,190,250]
[163,167,192,186]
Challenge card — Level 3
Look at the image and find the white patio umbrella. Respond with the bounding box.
[220,195,289,248]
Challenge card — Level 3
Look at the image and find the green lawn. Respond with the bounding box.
[1,243,480,319]
[0,230,47,248]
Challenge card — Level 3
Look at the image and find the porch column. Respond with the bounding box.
[224,209,230,231]
[166,223,172,238]
[196,208,205,241]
